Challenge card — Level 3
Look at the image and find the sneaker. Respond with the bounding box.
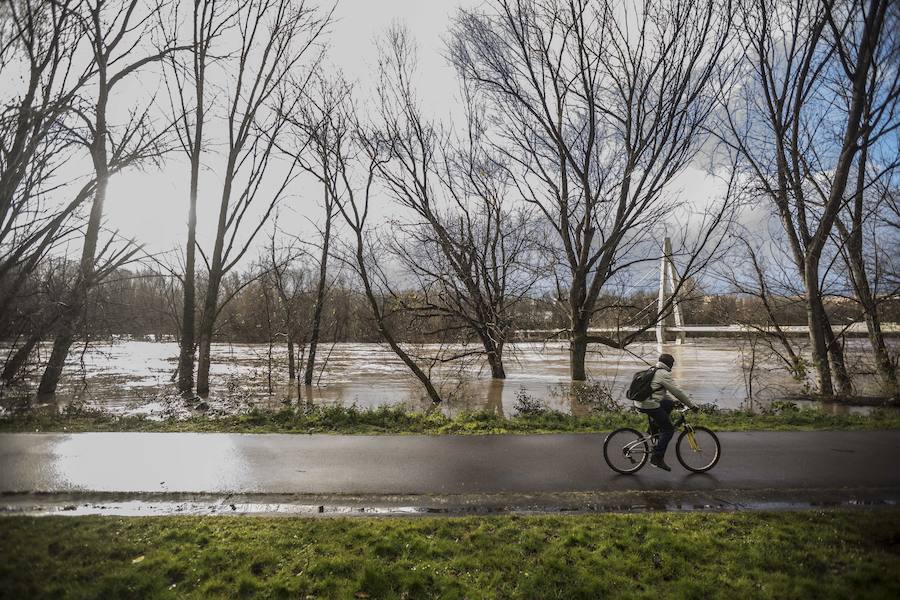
[649,455,672,471]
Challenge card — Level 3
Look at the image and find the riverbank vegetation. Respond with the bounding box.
[2,401,898,435]
[1,510,897,598]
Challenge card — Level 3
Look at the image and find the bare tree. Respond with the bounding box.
[1,253,74,383]
[0,0,95,311]
[193,0,331,395]
[450,0,736,380]
[264,226,310,381]
[370,28,544,378]
[318,84,444,403]
[833,165,899,394]
[38,0,188,394]
[0,0,98,383]
[828,13,899,394]
[163,0,240,395]
[719,234,808,382]
[721,0,897,396]
[390,172,542,379]
[278,72,347,386]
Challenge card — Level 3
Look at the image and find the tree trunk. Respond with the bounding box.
[848,257,897,393]
[375,319,442,403]
[480,332,506,379]
[298,344,306,400]
[195,329,212,395]
[352,230,442,404]
[179,25,210,395]
[304,192,332,385]
[486,351,506,379]
[38,318,79,395]
[486,379,504,416]
[865,314,897,395]
[39,136,109,393]
[821,312,852,396]
[287,335,296,380]
[177,149,200,395]
[569,272,590,382]
[196,160,235,394]
[798,0,891,397]
[195,278,218,395]
[804,260,833,396]
[1,331,42,383]
[570,329,588,381]
[837,183,897,394]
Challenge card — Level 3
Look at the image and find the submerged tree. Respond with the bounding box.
[278,72,348,386]
[833,161,899,395]
[0,0,99,383]
[163,0,241,395]
[263,226,311,382]
[193,0,331,395]
[721,0,897,396]
[314,79,445,403]
[450,0,737,380]
[38,0,186,394]
[372,27,544,379]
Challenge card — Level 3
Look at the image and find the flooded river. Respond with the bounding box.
[3,338,889,417]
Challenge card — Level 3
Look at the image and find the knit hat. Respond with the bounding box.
[658,353,675,369]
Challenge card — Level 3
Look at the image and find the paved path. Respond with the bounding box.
[1,431,899,496]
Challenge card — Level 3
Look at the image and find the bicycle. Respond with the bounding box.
[602,406,721,474]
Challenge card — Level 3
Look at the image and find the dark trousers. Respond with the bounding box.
[639,398,675,458]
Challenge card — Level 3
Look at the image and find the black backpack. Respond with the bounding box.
[626,367,658,402]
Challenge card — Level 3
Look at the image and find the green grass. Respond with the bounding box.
[0,511,898,598]
[1,401,899,434]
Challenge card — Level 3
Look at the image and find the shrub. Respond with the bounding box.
[765,400,800,415]
[571,380,621,412]
[513,387,548,416]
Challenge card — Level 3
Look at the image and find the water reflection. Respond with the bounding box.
[485,379,504,417]
[49,433,247,492]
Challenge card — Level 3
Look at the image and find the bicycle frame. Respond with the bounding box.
[684,425,701,451]
[629,407,698,454]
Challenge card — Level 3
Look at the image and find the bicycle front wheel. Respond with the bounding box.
[675,426,721,472]
[603,428,650,474]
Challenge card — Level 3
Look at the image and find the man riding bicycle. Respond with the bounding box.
[632,353,698,471]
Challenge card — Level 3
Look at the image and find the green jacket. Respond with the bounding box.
[632,362,696,410]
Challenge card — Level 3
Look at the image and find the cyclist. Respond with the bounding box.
[632,353,698,471]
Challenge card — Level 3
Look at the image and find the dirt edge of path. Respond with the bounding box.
[3,486,898,517]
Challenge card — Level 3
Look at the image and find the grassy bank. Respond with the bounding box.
[0,511,898,598]
[1,401,899,434]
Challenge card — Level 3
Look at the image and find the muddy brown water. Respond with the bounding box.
[0,339,890,417]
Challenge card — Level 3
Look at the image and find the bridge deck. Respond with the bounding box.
[518,322,899,337]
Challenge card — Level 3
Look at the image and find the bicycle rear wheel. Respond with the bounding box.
[603,428,650,474]
[675,426,721,472]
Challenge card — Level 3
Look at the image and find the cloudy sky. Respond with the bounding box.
[100,1,469,259]
[96,0,728,271]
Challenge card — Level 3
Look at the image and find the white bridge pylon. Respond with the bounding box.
[657,237,685,349]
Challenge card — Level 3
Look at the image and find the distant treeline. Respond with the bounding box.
[4,266,897,345]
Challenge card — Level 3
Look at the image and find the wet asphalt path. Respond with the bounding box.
[1,431,899,496]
